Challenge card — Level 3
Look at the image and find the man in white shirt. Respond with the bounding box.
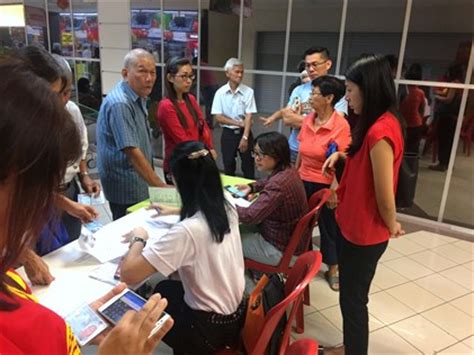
[211,58,257,179]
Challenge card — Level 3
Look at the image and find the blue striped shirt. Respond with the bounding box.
[97,81,152,204]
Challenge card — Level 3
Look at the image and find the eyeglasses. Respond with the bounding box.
[311,90,324,97]
[305,60,328,69]
[174,74,196,81]
[251,150,266,160]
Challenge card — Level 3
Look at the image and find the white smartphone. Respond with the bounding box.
[98,288,170,337]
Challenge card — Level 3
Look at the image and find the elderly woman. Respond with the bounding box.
[296,75,351,291]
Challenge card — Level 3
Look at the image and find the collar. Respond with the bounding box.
[224,82,243,95]
[310,110,339,132]
[121,80,143,103]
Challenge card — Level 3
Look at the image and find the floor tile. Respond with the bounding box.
[320,305,385,333]
[386,282,444,313]
[415,274,470,301]
[369,327,422,354]
[453,240,474,254]
[432,243,473,264]
[440,265,474,291]
[437,341,472,354]
[369,282,382,295]
[404,230,455,248]
[379,247,404,263]
[369,291,416,325]
[449,293,474,317]
[384,257,434,281]
[388,237,426,256]
[462,335,473,349]
[390,315,457,354]
[293,311,343,347]
[308,278,340,311]
[463,260,474,271]
[408,249,458,272]
[372,264,409,290]
[422,304,473,340]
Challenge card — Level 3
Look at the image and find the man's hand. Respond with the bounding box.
[122,227,149,244]
[80,174,101,197]
[210,149,218,160]
[23,249,55,285]
[97,292,173,355]
[238,138,248,153]
[146,203,180,217]
[259,116,275,127]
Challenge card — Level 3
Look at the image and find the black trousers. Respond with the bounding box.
[406,126,424,154]
[339,235,388,355]
[154,280,246,354]
[109,202,134,221]
[221,127,255,179]
[62,179,82,241]
[303,181,340,266]
[437,115,457,166]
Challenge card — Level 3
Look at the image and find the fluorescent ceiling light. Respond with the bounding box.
[0,4,25,27]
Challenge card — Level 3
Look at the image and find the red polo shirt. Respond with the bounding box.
[298,111,351,185]
[336,112,404,246]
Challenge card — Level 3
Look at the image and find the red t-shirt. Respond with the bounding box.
[336,112,404,246]
[297,111,351,185]
[156,95,214,172]
[399,86,425,128]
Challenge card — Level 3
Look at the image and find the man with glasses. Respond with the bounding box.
[211,58,257,179]
[261,46,347,163]
[97,49,166,220]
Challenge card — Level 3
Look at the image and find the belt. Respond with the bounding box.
[223,127,243,135]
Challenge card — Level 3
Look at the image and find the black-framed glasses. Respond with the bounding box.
[305,60,328,69]
[174,74,196,81]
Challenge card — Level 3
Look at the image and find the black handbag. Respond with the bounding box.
[396,152,419,208]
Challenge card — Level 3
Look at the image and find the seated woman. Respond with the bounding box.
[296,75,351,291]
[120,141,246,354]
[236,132,308,269]
[156,57,216,184]
[0,56,172,355]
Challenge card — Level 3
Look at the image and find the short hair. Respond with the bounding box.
[123,48,155,69]
[224,57,243,72]
[254,132,291,172]
[311,75,345,107]
[52,54,73,92]
[405,63,422,81]
[16,45,61,84]
[303,46,330,60]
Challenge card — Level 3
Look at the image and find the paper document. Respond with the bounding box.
[78,191,106,205]
[64,303,108,346]
[89,261,120,286]
[149,187,181,207]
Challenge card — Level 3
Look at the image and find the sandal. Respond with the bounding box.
[324,271,339,292]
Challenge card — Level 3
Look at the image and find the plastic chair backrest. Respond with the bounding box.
[277,189,331,272]
[249,251,322,355]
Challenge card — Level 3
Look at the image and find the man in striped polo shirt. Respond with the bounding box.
[97,49,166,220]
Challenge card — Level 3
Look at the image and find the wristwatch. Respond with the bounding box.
[130,236,147,247]
[242,135,248,141]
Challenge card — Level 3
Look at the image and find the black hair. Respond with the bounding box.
[405,63,423,81]
[164,57,201,131]
[254,132,291,173]
[345,54,405,156]
[16,45,61,84]
[170,141,230,243]
[311,75,345,107]
[445,64,465,82]
[78,77,91,93]
[296,60,306,73]
[303,46,330,60]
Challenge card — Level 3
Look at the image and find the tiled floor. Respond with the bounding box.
[297,230,473,354]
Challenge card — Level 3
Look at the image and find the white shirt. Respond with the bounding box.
[142,201,245,315]
[211,82,257,129]
[64,101,89,184]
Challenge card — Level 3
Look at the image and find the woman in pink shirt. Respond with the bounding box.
[296,75,351,291]
[156,57,216,184]
[323,55,404,355]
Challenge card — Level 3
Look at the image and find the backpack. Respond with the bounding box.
[242,274,286,354]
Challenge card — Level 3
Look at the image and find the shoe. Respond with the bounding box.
[429,164,447,172]
[324,270,339,292]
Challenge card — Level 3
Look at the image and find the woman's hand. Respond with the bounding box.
[122,227,149,244]
[146,203,180,217]
[322,152,341,177]
[97,292,174,355]
[22,249,55,285]
[66,200,99,223]
[390,222,405,239]
[260,116,275,127]
[326,189,338,209]
[210,149,218,160]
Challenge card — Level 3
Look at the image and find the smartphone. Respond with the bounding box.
[224,185,247,199]
[98,289,170,337]
[113,258,124,280]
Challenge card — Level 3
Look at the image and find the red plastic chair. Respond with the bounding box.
[245,189,331,333]
[286,338,320,355]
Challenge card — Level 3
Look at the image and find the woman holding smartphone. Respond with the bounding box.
[121,141,246,354]
[323,55,405,355]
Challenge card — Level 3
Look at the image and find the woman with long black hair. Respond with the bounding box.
[156,57,216,184]
[323,55,405,355]
[121,141,246,354]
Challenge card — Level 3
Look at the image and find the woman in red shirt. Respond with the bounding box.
[323,55,405,355]
[156,57,216,183]
[296,75,351,291]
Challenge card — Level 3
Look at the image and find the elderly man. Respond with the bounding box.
[261,46,347,163]
[211,58,257,179]
[97,49,166,220]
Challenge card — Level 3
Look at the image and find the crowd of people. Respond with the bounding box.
[1,43,411,355]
